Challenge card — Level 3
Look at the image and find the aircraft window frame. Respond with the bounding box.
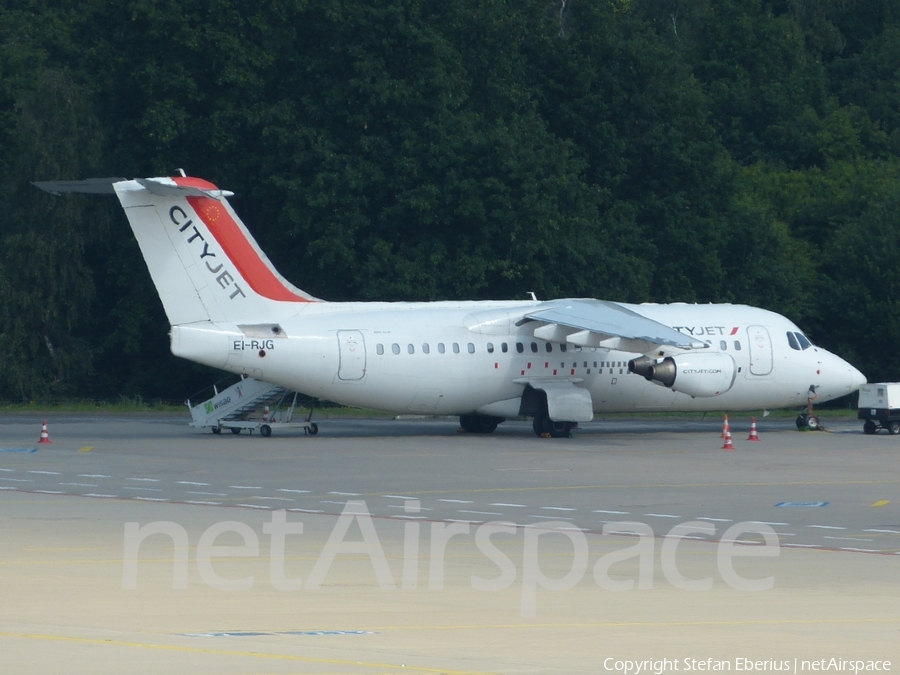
[720,340,727,351]
[560,344,567,352]
[501,343,509,353]
[516,342,524,353]
[453,343,460,354]
[487,342,494,354]
[407,344,415,354]
[796,332,812,350]
[438,343,445,354]
[422,343,430,354]
[467,343,475,354]
[376,343,384,355]
[787,331,800,351]
[391,343,400,355]
[531,342,538,353]
[545,343,553,353]
[574,345,582,352]
[734,341,741,351]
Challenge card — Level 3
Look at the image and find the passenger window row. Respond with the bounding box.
[375,341,588,356]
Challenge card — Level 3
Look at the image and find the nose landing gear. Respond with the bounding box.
[796,385,822,431]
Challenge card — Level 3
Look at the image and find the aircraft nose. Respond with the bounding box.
[849,364,867,391]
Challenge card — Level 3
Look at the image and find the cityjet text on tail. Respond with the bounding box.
[36,175,866,436]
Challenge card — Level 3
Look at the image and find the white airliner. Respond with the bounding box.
[37,175,866,436]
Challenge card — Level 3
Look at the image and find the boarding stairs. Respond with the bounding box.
[187,375,318,437]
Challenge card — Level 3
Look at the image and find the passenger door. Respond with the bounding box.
[337,330,367,381]
[747,325,773,376]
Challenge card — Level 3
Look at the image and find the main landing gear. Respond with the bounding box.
[532,410,573,438]
[458,414,502,434]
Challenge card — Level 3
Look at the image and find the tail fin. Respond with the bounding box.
[36,176,318,325]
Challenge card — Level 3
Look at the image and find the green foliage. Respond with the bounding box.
[0,0,897,398]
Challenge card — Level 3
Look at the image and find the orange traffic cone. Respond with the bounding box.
[722,428,735,451]
[263,406,270,423]
[721,414,730,438]
[38,420,52,444]
[748,417,761,442]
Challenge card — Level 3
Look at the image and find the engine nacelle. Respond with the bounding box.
[645,353,737,398]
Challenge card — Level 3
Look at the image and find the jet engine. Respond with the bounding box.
[629,353,737,398]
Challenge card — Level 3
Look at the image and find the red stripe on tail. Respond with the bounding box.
[175,177,312,303]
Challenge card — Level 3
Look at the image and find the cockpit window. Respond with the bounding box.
[795,332,812,350]
[787,331,800,350]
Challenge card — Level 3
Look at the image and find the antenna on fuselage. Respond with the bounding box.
[527,291,538,301]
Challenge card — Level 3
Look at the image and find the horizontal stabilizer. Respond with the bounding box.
[33,178,128,195]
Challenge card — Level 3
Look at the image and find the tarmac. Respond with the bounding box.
[0,414,898,673]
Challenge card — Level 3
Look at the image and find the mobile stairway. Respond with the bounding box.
[187,375,319,437]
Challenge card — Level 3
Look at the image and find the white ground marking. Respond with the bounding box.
[126,477,160,482]
[529,515,574,521]
[229,485,263,490]
[540,506,576,511]
[437,499,473,503]
[186,491,227,496]
[696,517,733,522]
[79,474,110,478]
[328,491,360,496]
[490,503,526,507]
[808,525,846,530]
[177,481,210,486]
[382,495,417,500]
[593,509,629,514]
[276,489,310,494]
[643,513,680,518]
[458,510,502,516]
[83,493,117,498]
[27,471,61,475]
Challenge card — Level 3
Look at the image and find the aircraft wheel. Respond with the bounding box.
[863,420,877,435]
[231,427,242,435]
[548,420,573,438]
[460,414,500,434]
[795,413,809,430]
[475,416,501,433]
[889,421,900,435]
[260,424,272,438]
[211,426,221,435]
[308,423,319,436]
[459,414,476,433]
[806,415,820,431]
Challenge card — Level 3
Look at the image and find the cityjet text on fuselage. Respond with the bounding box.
[671,325,738,337]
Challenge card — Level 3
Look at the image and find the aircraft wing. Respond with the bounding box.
[523,299,706,352]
